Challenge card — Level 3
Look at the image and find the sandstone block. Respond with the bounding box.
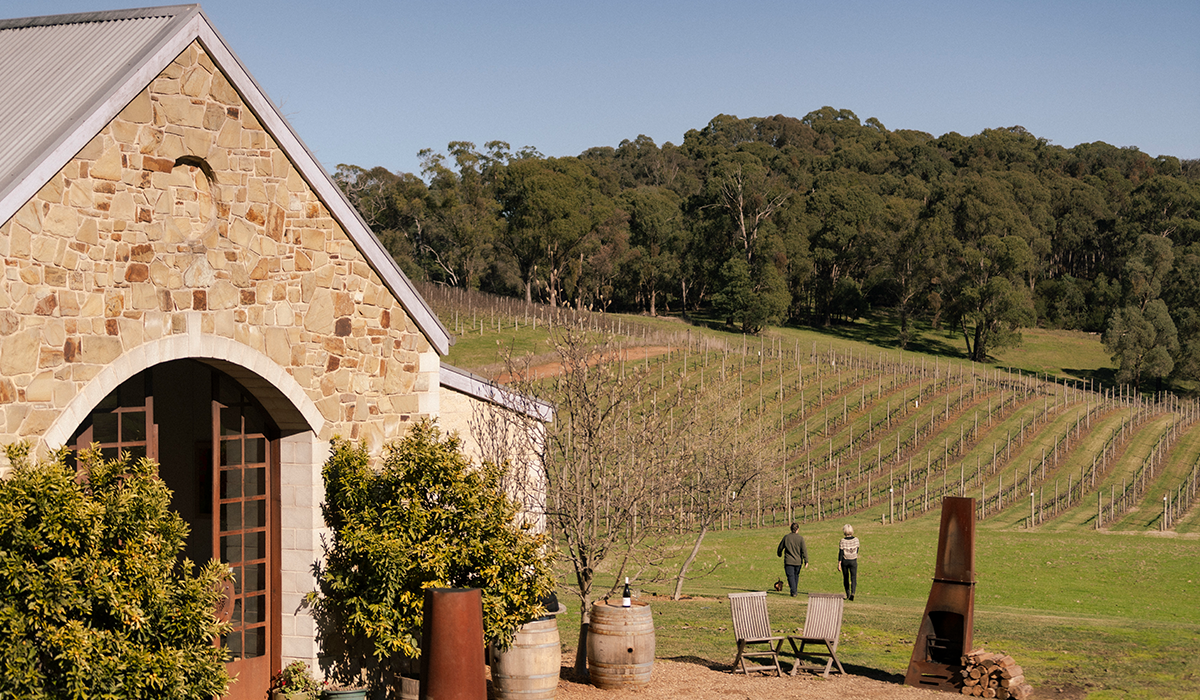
[120,90,153,123]
[75,217,99,245]
[208,280,240,310]
[131,282,159,310]
[91,143,123,181]
[9,224,31,258]
[25,373,54,402]
[0,310,19,336]
[300,228,324,251]
[138,125,165,154]
[80,336,123,366]
[183,256,216,287]
[304,289,334,335]
[184,127,213,156]
[111,118,139,145]
[158,94,204,127]
[57,292,80,317]
[0,328,41,375]
[0,378,16,404]
[42,204,78,238]
[181,66,212,97]
[67,180,92,208]
[151,75,180,95]
[228,216,257,248]
[210,70,239,104]
[125,263,150,282]
[36,173,64,204]
[216,118,242,148]
[19,409,58,437]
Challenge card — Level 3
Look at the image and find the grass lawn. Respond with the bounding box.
[428,292,1199,697]
[553,519,1200,699]
[990,328,1115,386]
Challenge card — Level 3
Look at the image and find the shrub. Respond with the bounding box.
[0,443,231,699]
[311,421,554,690]
[269,660,320,698]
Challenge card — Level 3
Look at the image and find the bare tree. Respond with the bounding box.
[668,378,771,600]
[472,320,772,672]
[489,323,697,674]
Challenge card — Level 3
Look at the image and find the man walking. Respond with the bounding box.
[776,523,808,597]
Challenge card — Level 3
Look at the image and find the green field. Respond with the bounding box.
[554,523,1200,699]
[421,286,1200,698]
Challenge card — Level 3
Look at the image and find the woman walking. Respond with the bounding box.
[837,524,859,601]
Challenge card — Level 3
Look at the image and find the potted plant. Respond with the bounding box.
[308,423,555,699]
[269,661,320,700]
[320,678,369,700]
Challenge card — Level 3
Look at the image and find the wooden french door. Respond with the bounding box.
[71,373,156,464]
[213,375,280,700]
[72,365,281,700]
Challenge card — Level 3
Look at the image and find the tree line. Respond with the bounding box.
[334,108,1200,389]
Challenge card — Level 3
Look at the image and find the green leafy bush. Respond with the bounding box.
[311,421,553,688]
[0,443,231,699]
[269,660,320,698]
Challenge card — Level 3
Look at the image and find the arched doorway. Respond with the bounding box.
[69,359,282,699]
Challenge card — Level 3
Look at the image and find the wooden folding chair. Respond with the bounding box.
[793,592,847,677]
[727,591,800,676]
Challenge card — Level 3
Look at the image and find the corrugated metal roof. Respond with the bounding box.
[0,5,453,355]
[0,6,196,202]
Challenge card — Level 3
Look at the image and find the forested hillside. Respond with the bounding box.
[335,108,1200,389]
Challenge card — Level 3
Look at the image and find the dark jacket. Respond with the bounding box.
[777,532,808,566]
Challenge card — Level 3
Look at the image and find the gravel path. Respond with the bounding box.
[546,655,951,700]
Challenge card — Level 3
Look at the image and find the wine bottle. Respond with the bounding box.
[621,577,631,607]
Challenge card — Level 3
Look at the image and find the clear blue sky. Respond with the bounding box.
[10,1,1200,177]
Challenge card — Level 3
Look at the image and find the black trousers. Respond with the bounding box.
[841,559,858,598]
[784,564,802,596]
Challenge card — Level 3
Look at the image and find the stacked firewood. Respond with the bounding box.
[958,650,1033,699]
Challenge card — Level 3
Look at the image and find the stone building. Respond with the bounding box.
[0,5,549,698]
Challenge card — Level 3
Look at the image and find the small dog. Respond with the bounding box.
[773,579,783,592]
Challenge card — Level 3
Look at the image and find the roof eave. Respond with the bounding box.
[440,364,555,423]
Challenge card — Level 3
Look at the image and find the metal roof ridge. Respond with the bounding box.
[0,5,200,30]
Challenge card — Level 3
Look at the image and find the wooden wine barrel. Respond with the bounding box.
[490,617,561,700]
[586,602,655,689]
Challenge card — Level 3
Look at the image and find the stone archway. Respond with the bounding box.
[43,324,325,451]
[50,332,331,699]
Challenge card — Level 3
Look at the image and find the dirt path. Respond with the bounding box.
[491,346,675,383]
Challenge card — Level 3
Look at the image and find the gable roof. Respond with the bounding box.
[0,4,452,355]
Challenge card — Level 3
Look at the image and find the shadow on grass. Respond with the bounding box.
[662,655,907,685]
[688,309,967,361]
[799,316,963,359]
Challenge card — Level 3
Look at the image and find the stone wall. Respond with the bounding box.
[0,41,439,460]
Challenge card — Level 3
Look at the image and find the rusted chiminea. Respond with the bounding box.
[905,496,976,692]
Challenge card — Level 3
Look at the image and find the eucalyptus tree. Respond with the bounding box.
[495,157,609,306]
[618,186,685,315]
[1103,299,1179,390]
[945,234,1036,362]
[804,173,884,325]
[417,142,504,288]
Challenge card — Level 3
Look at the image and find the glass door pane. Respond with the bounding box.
[213,384,270,663]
